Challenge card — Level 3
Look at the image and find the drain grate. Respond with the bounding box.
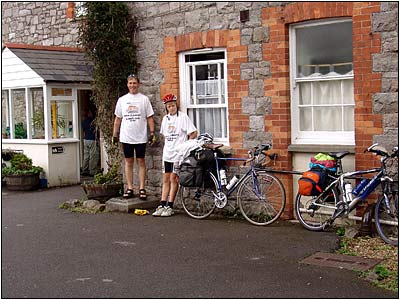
[300,252,382,272]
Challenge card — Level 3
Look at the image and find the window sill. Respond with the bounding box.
[288,144,355,153]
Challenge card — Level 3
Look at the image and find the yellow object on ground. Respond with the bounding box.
[134,209,149,216]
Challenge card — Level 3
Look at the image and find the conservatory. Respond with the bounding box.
[1,44,93,187]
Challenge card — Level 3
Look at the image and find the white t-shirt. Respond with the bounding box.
[114,92,154,144]
[160,111,197,162]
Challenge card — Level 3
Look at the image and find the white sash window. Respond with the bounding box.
[290,19,355,145]
[179,49,229,143]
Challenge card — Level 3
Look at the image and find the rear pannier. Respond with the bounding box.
[298,167,328,196]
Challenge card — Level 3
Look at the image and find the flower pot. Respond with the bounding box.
[5,173,40,191]
[81,183,123,203]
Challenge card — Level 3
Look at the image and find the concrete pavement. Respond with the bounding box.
[1,185,397,298]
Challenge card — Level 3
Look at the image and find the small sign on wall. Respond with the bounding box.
[52,146,64,154]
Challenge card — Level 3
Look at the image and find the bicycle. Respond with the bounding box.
[179,143,286,226]
[295,143,398,246]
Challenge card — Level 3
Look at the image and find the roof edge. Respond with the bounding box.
[4,43,84,53]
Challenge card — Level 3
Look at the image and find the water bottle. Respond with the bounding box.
[219,169,227,186]
[358,174,381,200]
[226,175,239,190]
[344,182,353,202]
[352,179,369,196]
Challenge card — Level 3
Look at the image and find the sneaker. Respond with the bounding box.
[161,206,174,217]
[152,206,165,217]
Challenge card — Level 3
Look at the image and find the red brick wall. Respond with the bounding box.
[159,29,249,153]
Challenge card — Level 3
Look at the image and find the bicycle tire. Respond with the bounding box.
[237,171,285,226]
[180,171,217,219]
[295,186,340,231]
[375,192,398,246]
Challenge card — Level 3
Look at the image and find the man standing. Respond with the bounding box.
[112,74,155,200]
[81,108,98,176]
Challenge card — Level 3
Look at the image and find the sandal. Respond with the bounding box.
[139,189,147,200]
[123,189,134,199]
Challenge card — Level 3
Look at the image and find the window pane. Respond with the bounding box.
[344,106,354,131]
[51,88,72,97]
[342,80,354,104]
[296,21,353,77]
[12,89,27,139]
[31,88,45,139]
[299,82,311,105]
[2,90,10,139]
[189,66,195,105]
[189,107,227,139]
[299,107,312,131]
[185,52,224,62]
[314,107,341,131]
[313,81,341,105]
[51,101,73,138]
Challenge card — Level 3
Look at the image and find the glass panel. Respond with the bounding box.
[299,107,312,131]
[12,89,27,139]
[51,88,72,96]
[189,65,195,105]
[31,88,45,139]
[299,82,311,105]
[313,81,341,105]
[314,107,341,131]
[51,101,73,138]
[342,80,354,104]
[185,52,224,63]
[2,90,10,139]
[189,107,227,139]
[296,21,353,77]
[343,106,354,131]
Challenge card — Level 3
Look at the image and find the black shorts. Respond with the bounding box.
[162,161,178,174]
[122,143,146,159]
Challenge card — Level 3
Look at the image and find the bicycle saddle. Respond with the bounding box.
[327,151,350,160]
[203,143,224,150]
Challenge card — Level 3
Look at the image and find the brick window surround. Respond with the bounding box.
[159,2,383,218]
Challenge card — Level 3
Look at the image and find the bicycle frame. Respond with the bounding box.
[212,153,264,199]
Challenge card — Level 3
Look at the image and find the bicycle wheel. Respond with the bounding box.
[237,171,285,226]
[375,192,398,246]
[180,171,217,219]
[295,187,339,231]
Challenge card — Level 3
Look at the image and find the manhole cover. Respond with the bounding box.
[300,252,381,272]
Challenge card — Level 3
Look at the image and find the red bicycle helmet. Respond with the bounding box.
[162,94,177,104]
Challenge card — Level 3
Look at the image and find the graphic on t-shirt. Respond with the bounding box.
[125,104,141,122]
[167,124,176,134]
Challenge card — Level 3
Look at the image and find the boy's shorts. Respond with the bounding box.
[162,161,179,174]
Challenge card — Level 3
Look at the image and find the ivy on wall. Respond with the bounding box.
[77,2,137,166]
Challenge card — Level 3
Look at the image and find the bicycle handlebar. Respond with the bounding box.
[365,143,399,159]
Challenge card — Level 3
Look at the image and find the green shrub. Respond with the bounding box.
[2,153,43,176]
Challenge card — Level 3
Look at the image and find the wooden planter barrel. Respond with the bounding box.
[81,183,123,203]
[5,173,40,191]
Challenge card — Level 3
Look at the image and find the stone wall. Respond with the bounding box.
[1,2,79,47]
[371,2,399,151]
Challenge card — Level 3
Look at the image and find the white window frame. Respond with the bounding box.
[289,18,355,145]
[47,86,79,141]
[1,85,80,142]
[179,48,229,144]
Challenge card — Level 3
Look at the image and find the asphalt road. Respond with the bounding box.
[1,185,397,298]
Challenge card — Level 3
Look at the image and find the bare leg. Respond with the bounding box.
[137,158,146,190]
[168,173,179,202]
[161,173,171,201]
[124,157,135,190]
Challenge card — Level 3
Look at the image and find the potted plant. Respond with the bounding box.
[2,153,43,190]
[81,164,123,203]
